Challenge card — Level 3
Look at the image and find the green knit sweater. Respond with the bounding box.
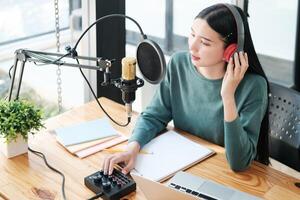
[128,51,268,171]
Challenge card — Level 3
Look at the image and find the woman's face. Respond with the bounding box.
[188,18,226,68]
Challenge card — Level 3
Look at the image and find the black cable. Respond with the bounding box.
[76,58,130,127]
[31,52,70,66]
[28,146,67,200]
[6,52,69,100]
[73,14,146,51]
[3,65,15,100]
[28,55,131,127]
[8,64,14,79]
[87,192,104,200]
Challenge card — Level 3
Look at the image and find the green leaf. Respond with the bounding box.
[0,100,44,143]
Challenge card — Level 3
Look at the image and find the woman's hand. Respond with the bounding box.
[102,141,140,175]
[221,51,249,99]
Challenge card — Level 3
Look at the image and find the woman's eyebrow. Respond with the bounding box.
[191,27,214,42]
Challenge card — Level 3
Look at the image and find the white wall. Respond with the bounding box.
[248,0,297,61]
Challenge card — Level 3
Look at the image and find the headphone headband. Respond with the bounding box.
[223,4,245,52]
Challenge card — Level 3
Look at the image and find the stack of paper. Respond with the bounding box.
[55,118,128,158]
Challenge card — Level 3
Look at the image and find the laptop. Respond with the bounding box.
[132,171,262,200]
[131,173,197,200]
[167,171,262,200]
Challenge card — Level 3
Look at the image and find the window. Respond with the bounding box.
[125,0,166,52]
[172,0,232,52]
[173,0,232,37]
[126,0,233,55]
[248,0,298,87]
[0,0,82,119]
[0,0,69,45]
[126,0,165,38]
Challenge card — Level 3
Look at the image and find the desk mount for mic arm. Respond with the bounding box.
[8,48,113,101]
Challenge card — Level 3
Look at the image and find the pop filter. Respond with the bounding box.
[72,13,166,85]
[136,39,166,84]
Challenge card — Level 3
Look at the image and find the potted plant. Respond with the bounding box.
[0,99,44,158]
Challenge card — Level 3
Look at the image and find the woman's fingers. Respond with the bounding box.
[244,53,249,72]
[233,52,241,76]
[102,155,114,175]
[239,52,249,75]
[102,152,135,175]
[245,52,248,64]
[239,52,246,67]
[122,159,135,174]
[227,57,234,76]
[234,52,241,67]
[108,154,126,175]
[231,51,249,77]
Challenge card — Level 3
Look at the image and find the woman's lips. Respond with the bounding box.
[191,55,200,61]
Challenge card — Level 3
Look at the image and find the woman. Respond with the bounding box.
[103,4,269,175]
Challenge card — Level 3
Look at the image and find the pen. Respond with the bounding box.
[0,192,9,200]
[102,148,153,154]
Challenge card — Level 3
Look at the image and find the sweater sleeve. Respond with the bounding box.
[224,78,268,171]
[128,60,173,148]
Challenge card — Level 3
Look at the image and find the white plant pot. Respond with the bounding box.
[0,135,28,158]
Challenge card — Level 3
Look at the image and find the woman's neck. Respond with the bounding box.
[196,62,226,80]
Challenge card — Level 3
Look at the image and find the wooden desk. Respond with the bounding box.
[1,98,300,200]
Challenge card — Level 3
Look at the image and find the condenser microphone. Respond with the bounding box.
[121,57,137,118]
[115,38,167,120]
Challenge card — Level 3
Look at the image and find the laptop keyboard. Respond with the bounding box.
[169,182,218,200]
[168,171,262,200]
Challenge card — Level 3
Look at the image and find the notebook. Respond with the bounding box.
[131,131,215,182]
[75,134,128,158]
[65,135,118,154]
[55,118,119,146]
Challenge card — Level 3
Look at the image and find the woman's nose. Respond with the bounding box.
[190,38,200,52]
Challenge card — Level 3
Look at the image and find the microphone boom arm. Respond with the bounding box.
[8,48,113,101]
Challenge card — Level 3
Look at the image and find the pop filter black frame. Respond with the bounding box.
[136,39,166,84]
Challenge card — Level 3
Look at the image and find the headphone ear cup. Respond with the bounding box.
[223,43,237,62]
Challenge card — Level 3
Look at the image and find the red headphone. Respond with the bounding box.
[222,4,245,63]
[223,43,237,62]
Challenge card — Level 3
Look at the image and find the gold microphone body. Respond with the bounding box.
[121,57,137,118]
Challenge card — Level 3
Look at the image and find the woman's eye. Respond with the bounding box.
[201,41,210,46]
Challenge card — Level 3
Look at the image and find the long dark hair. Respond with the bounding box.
[196,4,270,165]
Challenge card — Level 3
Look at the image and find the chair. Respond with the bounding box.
[268,82,300,174]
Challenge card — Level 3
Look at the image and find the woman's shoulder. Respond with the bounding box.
[239,73,268,100]
[169,51,190,65]
[171,51,189,58]
[167,51,190,73]
[243,73,267,89]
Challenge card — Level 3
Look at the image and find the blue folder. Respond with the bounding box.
[55,118,119,146]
